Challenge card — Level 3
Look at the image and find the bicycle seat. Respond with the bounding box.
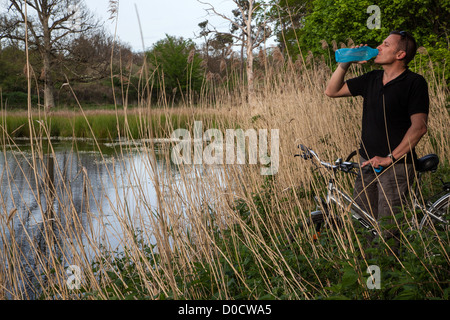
[416,154,439,172]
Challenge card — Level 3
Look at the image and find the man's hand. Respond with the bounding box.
[350,44,370,64]
[325,44,369,98]
[361,156,393,169]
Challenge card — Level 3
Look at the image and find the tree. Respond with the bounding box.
[0,45,27,92]
[197,20,234,60]
[296,0,450,78]
[147,35,204,104]
[65,30,135,83]
[0,0,99,109]
[267,0,313,55]
[200,0,272,113]
[197,20,233,76]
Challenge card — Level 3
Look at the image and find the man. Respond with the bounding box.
[325,30,429,249]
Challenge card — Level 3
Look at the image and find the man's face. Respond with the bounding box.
[374,34,405,65]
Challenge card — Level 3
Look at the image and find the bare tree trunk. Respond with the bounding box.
[240,34,245,76]
[41,9,55,109]
[246,44,256,110]
[42,54,55,109]
[245,0,256,113]
[200,0,265,114]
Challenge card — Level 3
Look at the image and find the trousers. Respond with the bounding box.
[353,157,415,245]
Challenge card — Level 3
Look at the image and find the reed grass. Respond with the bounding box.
[0,40,449,300]
[0,108,225,141]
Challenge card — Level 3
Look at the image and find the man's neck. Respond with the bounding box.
[382,63,407,84]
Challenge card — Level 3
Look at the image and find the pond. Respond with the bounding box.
[0,137,218,298]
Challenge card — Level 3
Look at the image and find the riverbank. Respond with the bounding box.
[1,56,448,300]
[0,106,234,141]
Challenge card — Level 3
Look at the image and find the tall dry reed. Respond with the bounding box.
[0,37,448,300]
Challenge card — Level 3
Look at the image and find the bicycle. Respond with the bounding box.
[295,144,450,240]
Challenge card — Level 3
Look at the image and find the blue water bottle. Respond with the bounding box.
[335,46,379,63]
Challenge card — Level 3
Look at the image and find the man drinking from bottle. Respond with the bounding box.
[324,30,429,252]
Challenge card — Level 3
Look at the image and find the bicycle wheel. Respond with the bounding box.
[418,193,449,255]
[420,193,450,229]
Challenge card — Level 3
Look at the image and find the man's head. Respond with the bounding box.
[375,30,417,67]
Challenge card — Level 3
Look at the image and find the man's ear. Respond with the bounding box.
[396,50,407,60]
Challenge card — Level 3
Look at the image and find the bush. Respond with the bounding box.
[2,92,39,108]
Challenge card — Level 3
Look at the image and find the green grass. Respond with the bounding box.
[0,112,218,141]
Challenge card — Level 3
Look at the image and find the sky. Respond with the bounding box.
[86,0,242,52]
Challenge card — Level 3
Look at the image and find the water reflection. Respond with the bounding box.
[0,136,229,298]
[0,139,180,298]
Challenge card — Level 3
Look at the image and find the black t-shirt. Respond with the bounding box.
[346,69,429,162]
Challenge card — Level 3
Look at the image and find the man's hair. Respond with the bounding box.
[389,30,417,66]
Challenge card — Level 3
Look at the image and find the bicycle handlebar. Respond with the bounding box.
[296,144,361,174]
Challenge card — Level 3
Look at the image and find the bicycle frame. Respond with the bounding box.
[298,144,449,237]
[320,176,378,236]
[300,145,380,235]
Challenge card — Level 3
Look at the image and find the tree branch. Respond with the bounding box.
[198,0,247,34]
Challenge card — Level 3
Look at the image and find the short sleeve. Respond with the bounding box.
[346,71,376,97]
[407,75,429,116]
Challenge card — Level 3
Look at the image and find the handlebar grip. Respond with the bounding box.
[374,166,384,173]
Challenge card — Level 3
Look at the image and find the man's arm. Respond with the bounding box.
[325,44,370,97]
[324,63,353,97]
[361,113,428,168]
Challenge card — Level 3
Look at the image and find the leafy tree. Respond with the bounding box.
[0,44,43,107]
[267,0,313,55]
[299,0,383,50]
[295,0,449,78]
[147,35,204,104]
[0,45,27,92]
